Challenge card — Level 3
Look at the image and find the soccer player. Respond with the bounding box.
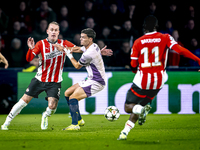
[53,28,106,130]
[1,22,112,130]
[117,15,200,140]
[0,52,9,69]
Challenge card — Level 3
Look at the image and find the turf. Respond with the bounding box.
[0,114,200,150]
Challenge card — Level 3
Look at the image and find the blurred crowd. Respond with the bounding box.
[0,0,200,69]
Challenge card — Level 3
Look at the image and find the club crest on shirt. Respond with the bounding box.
[26,88,29,92]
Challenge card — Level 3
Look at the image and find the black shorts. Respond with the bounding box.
[25,78,61,100]
[125,83,160,106]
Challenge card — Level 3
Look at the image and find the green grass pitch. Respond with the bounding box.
[0,114,200,150]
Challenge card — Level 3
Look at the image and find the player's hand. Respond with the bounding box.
[27,37,35,49]
[52,44,65,52]
[63,46,73,59]
[0,58,9,69]
[100,46,113,56]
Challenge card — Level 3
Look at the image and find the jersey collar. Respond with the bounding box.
[145,31,157,35]
[46,38,58,44]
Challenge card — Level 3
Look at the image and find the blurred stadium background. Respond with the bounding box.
[0,0,200,114]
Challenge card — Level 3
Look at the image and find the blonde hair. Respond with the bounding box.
[48,21,59,29]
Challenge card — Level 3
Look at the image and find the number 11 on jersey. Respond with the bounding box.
[141,46,161,68]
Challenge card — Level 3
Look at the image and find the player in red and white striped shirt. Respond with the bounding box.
[118,15,200,140]
[1,22,67,130]
[1,22,112,131]
[26,37,74,83]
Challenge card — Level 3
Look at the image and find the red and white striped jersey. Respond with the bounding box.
[27,39,75,83]
[131,31,177,90]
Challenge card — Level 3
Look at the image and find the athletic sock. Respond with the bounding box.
[77,109,82,121]
[65,96,72,117]
[3,99,27,126]
[65,97,82,121]
[65,96,70,105]
[43,107,56,118]
[69,98,79,125]
[121,120,135,135]
[132,104,144,115]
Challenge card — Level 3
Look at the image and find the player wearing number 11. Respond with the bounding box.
[118,15,200,140]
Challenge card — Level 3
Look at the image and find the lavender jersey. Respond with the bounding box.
[79,43,106,85]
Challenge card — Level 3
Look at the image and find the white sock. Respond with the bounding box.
[4,99,27,126]
[43,107,56,117]
[121,120,135,135]
[132,104,144,114]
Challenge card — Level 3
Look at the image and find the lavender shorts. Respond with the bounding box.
[78,79,105,97]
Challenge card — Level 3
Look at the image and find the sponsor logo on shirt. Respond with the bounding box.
[45,51,63,60]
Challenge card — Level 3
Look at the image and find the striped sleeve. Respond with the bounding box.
[26,41,41,62]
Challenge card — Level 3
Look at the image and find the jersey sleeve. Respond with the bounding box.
[172,44,200,63]
[130,40,139,69]
[130,40,140,60]
[26,41,41,62]
[63,40,75,47]
[166,34,178,49]
[78,51,92,66]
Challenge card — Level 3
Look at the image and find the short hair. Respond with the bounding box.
[48,21,59,29]
[81,28,96,40]
[143,15,158,32]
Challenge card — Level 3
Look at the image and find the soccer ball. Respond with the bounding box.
[104,106,120,121]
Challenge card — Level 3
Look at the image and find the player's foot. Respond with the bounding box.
[41,113,48,130]
[1,124,8,130]
[138,104,152,125]
[117,132,127,140]
[63,124,80,131]
[78,119,85,126]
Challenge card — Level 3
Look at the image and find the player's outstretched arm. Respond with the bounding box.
[70,45,113,56]
[172,44,200,65]
[0,53,9,69]
[63,47,83,69]
[53,44,83,69]
[53,44,76,53]
[100,46,113,56]
[71,46,83,53]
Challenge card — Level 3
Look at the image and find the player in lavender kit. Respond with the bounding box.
[54,28,106,130]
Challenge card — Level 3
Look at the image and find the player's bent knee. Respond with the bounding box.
[48,104,57,110]
[21,94,33,104]
[124,106,131,113]
[64,90,70,97]
[124,103,135,113]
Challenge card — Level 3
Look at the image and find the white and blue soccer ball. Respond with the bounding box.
[104,106,120,121]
